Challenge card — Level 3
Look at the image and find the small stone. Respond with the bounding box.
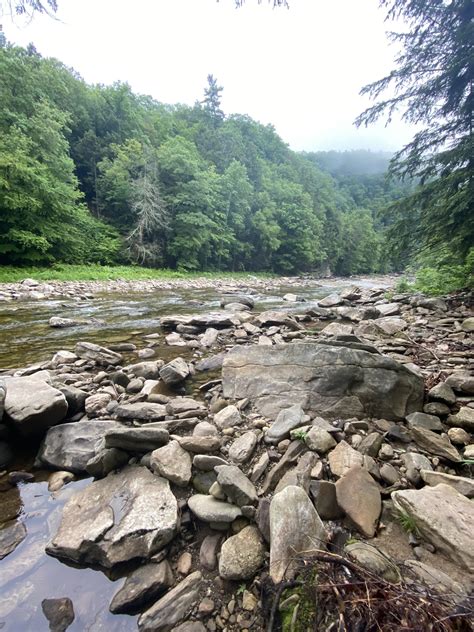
[214,405,242,430]
[228,432,258,463]
[265,404,305,444]
[328,440,364,478]
[309,480,342,520]
[109,560,174,614]
[215,465,258,507]
[379,463,399,485]
[242,591,258,611]
[447,427,470,445]
[428,382,457,405]
[48,471,74,492]
[336,466,381,538]
[406,412,443,432]
[177,551,192,575]
[219,526,265,580]
[41,597,74,632]
[200,534,223,571]
[159,357,190,385]
[305,427,336,454]
[150,440,192,487]
[358,432,383,457]
[447,407,474,432]
[188,495,242,523]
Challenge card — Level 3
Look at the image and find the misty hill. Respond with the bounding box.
[303,150,392,176]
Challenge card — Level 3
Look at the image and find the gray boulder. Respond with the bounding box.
[37,420,124,473]
[187,495,242,523]
[222,342,424,420]
[215,465,258,507]
[150,440,192,487]
[4,375,68,438]
[335,466,381,538]
[159,358,190,385]
[270,485,326,583]
[115,402,167,421]
[265,404,305,444]
[392,484,474,572]
[47,467,178,568]
[104,427,169,452]
[110,560,174,614]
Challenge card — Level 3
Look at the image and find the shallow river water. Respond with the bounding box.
[0,276,391,631]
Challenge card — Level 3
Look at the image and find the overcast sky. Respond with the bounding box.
[3,0,414,152]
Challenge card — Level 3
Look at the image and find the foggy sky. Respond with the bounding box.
[3,0,415,152]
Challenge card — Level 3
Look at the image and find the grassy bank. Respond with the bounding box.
[0,264,276,283]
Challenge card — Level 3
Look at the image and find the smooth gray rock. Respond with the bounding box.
[138,571,202,632]
[75,341,122,366]
[109,560,174,614]
[270,485,326,583]
[176,435,221,454]
[318,293,343,308]
[4,376,68,438]
[336,466,381,538]
[199,533,223,571]
[228,431,258,463]
[215,465,258,506]
[47,467,178,568]
[309,481,343,520]
[406,412,443,432]
[345,542,400,583]
[219,526,265,580]
[428,382,456,405]
[193,455,228,471]
[150,440,192,487]
[447,407,474,432]
[115,402,167,421]
[420,470,474,498]
[214,405,242,430]
[105,427,169,452]
[392,485,474,572]
[57,385,87,416]
[126,361,163,379]
[222,342,423,420]
[187,495,242,523]
[274,451,317,494]
[265,404,305,444]
[305,427,336,454]
[37,421,123,473]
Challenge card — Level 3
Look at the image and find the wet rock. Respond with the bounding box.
[187,495,242,523]
[221,295,255,309]
[270,485,326,583]
[38,420,123,473]
[150,440,192,487]
[328,440,364,478]
[309,480,343,520]
[406,412,443,432]
[110,560,174,614]
[228,431,258,463]
[159,358,190,385]
[138,570,202,632]
[195,352,227,372]
[47,466,178,568]
[420,470,474,498]
[447,407,474,432]
[41,597,74,632]
[254,310,303,330]
[49,317,85,328]
[115,402,167,421]
[410,426,461,462]
[4,375,68,438]
[0,520,27,560]
[265,404,305,443]
[392,484,474,572]
[345,542,400,583]
[219,526,265,580]
[105,427,169,452]
[214,405,242,430]
[215,465,258,507]
[222,342,423,421]
[75,341,122,366]
[336,466,381,538]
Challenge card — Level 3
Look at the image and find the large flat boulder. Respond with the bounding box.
[392,484,474,573]
[222,342,423,420]
[4,375,68,437]
[47,467,178,568]
[37,420,124,473]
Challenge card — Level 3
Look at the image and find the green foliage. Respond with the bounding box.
[292,429,308,442]
[357,0,474,269]
[394,277,413,293]
[396,511,420,537]
[0,42,403,275]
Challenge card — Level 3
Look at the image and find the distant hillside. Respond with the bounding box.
[302,150,392,176]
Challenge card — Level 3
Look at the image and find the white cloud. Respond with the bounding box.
[3,0,415,151]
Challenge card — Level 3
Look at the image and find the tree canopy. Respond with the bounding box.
[356,0,474,264]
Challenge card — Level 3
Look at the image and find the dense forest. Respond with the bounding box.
[0,38,412,276]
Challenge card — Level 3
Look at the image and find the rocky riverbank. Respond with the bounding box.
[0,281,473,630]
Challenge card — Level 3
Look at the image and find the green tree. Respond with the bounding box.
[356,0,474,263]
[202,74,224,124]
